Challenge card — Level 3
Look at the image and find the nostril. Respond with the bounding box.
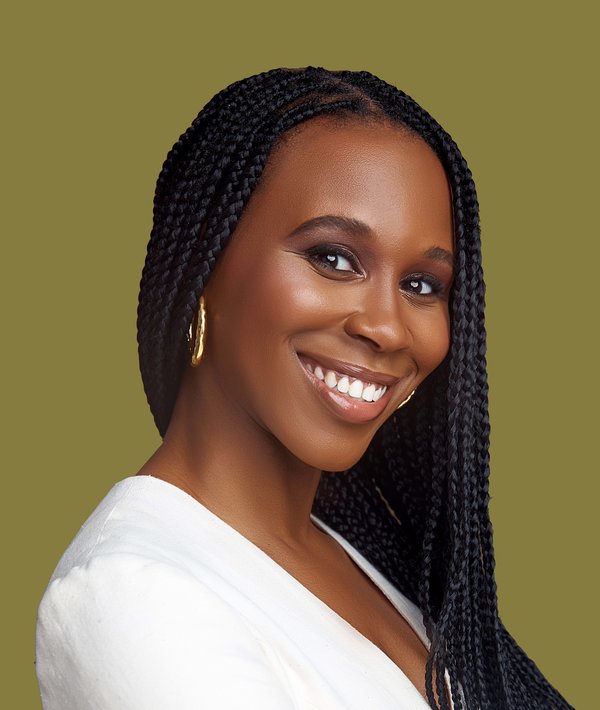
[352,333,382,350]
[345,318,412,353]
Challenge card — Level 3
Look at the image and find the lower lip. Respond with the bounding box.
[296,353,397,424]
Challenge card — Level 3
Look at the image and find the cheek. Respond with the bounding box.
[233,254,331,341]
[413,309,451,375]
[209,251,320,393]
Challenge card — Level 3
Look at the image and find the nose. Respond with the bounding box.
[343,282,413,353]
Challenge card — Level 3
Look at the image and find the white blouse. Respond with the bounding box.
[36,475,456,709]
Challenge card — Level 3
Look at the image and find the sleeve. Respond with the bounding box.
[36,553,296,710]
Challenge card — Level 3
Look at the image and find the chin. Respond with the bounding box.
[299,441,371,473]
[268,409,378,472]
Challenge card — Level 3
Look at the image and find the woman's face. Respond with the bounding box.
[200,118,454,471]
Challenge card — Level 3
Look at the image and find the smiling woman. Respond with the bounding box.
[35,67,573,710]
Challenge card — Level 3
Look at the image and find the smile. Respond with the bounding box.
[305,360,388,401]
[296,352,399,424]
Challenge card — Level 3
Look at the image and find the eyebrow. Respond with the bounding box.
[287,214,454,266]
[423,245,454,267]
[288,215,371,239]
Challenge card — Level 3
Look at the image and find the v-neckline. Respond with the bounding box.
[129,475,451,707]
[309,513,431,650]
[308,514,453,706]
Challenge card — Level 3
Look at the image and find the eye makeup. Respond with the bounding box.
[305,244,361,274]
[304,242,450,299]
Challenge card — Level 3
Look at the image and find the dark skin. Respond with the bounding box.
[137,118,454,704]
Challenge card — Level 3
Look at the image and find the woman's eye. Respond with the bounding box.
[321,253,355,272]
[307,247,359,274]
[403,276,443,296]
[407,278,432,295]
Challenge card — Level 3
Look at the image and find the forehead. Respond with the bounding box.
[243,118,453,242]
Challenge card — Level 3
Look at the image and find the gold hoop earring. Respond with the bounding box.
[188,294,206,367]
[396,388,416,410]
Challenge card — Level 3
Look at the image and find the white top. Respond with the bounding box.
[36,475,456,709]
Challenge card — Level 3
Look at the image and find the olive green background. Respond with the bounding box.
[3,1,596,707]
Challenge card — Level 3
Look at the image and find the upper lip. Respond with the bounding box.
[297,351,401,387]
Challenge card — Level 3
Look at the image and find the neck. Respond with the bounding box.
[137,364,324,551]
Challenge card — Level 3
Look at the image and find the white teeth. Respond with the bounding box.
[304,358,389,404]
[362,384,376,402]
[348,379,364,398]
[324,371,337,388]
[337,376,350,394]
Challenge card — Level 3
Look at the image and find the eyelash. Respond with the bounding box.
[306,245,359,273]
[306,245,446,297]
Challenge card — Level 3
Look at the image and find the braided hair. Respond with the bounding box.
[136,67,571,709]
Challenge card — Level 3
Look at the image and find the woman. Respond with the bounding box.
[35,67,572,709]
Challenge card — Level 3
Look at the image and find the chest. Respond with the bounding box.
[314,557,432,701]
[268,541,432,702]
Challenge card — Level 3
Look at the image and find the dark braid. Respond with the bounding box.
[137,67,572,709]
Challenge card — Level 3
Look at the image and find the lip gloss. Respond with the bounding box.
[296,354,397,424]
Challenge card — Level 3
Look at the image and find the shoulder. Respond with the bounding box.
[36,552,295,709]
[37,552,258,649]
[37,477,296,708]
[47,476,206,580]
